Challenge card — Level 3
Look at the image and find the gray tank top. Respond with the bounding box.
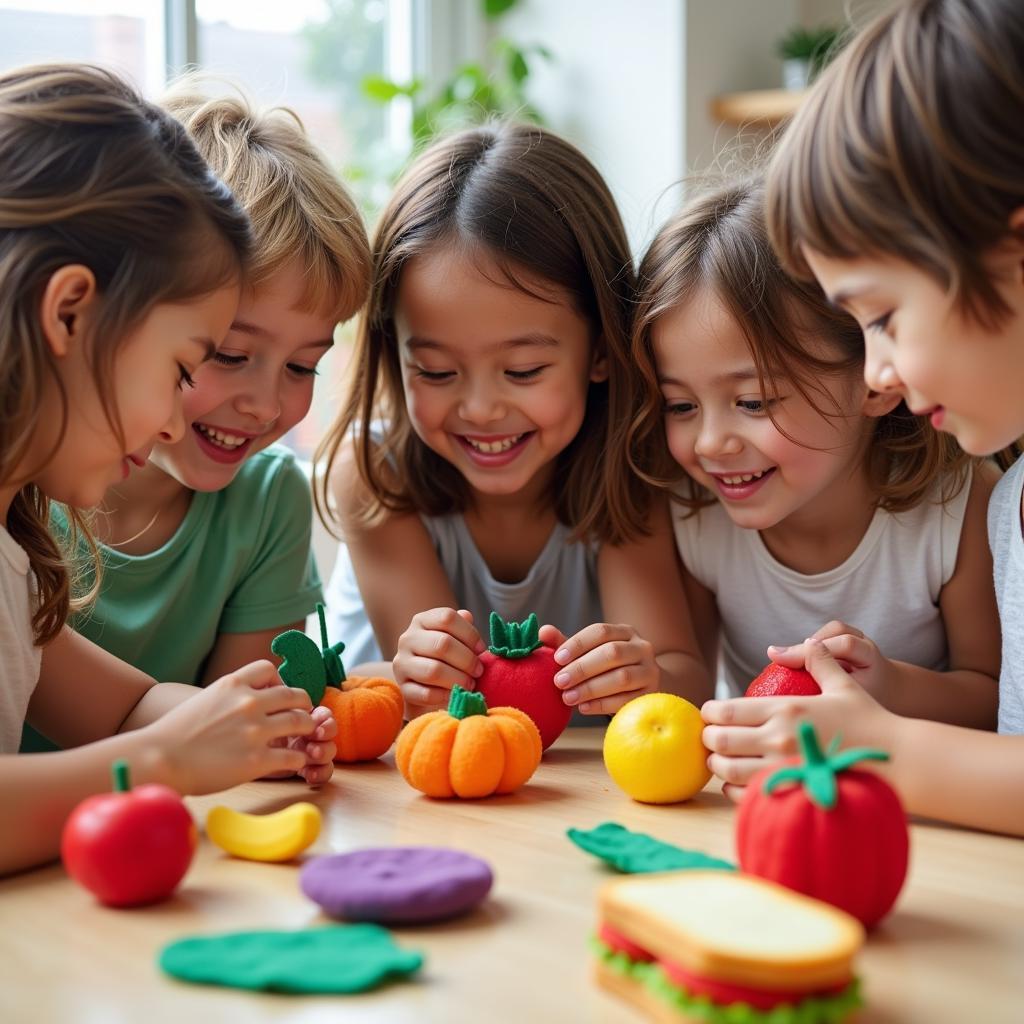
[323,511,603,668]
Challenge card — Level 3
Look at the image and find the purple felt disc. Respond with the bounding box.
[300,846,493,924]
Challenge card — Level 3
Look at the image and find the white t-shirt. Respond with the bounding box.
[673,475,972,697]
[987,454,1024,734]
[324,513,603,668]
[0,525,42,753]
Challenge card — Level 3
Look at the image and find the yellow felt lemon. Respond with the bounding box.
[603,693,711,804]
[205,802,321,862]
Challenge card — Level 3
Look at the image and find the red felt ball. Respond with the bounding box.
[475,645,570,751]
[745,662,821,697]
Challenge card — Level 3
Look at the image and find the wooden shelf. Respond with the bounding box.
[711,87,806,127]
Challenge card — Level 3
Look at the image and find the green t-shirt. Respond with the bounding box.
[23,446,322,752]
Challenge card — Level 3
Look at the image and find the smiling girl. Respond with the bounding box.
[26,83,370,742]
[624,175,1001,732]
[318,122,710,720]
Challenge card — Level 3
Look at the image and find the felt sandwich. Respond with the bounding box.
[594,871,864,1023]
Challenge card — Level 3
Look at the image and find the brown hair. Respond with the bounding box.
[625,175,970,516]
[315,121,641,544]
[162,76,370,323]
[765,0,1024,328]
[0,64,251,645]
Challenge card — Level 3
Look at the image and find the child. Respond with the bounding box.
[625,175,1001,725]
[0,64,334,874]
[317,122,710,720]
[35,80,371,710]
[703,0,1024,836]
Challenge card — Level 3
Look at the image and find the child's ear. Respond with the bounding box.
[862,388,903,419]
[39,264,97,357]
[589,339,609,383]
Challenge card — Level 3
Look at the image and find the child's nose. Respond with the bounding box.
[863,338,903,395]
[236,380,281,426]
[458,383,505,424]
[694,417,741,458]
[160,394,187,444]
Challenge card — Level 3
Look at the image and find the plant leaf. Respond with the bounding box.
[567,822,735,874]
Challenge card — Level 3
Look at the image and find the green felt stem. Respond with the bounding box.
[317,602,346,686]
[447,685,488,719]
[764,721,890,810]
[112,759,131,793]
[488,611,542,659]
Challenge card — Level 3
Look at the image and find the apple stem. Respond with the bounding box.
[112,759,131,793]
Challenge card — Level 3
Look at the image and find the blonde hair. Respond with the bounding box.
[0,64,251,645]
[315,121,642,544]
[624,175,971,517]
[163,76,370,323]
[765,0,1024,329]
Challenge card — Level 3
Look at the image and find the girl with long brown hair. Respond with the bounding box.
[317,121,710,720]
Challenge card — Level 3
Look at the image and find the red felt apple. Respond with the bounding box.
[736,721,909,928]
[475,612,570,751]
[745,662,821,697]
[61,760,197,908]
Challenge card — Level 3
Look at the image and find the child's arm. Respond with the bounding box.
[549,500,714,715]
[201,624,303,685]
[333,446,480,717]
[703,639,1024,837]
[768,467,1001,728]
[5,632,324,875]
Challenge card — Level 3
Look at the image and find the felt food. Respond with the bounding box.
[594,871,864,1023]
[61,760,196,908]
[205,802,321,862]
[159,924,423,994]
[603,693,711,804]
[475,612,570,750]
[745,662,821,697]
[568,822,736,874]
[736,720,909,929]
[272,603,402,762]
[301,846,493,923]
[395,684,542,798]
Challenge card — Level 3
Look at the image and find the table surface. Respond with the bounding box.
[2,731,1023,1024]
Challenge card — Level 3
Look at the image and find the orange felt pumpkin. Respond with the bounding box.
[396,685,542,798]
[321,675,403,763]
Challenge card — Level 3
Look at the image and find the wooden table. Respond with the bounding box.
[2,732,1022,1023]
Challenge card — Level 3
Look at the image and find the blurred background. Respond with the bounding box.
[1,0,890,460]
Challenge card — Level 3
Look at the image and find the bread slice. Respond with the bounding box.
[598,871,864,992]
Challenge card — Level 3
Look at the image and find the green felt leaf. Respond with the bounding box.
[271,630,327,705]
[159,925,424,994]
[592,937,861,1024]
[488,611,542,658]
[568,822,735,873]
[448,684,488,719]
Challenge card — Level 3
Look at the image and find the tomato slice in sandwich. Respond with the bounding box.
[597,922,656,962]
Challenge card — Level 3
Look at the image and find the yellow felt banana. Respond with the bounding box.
[205,802,322,862]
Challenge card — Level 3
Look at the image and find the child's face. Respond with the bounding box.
[149,260,336,492]
[653,288,873,532]
[394,246,605,500]
[34,281,239,510]
[803,246,1024,456]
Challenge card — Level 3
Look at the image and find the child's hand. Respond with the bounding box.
[767,619,894,697]
[541,622,658,716]
[147,660,321,795]
[265,705,338,784]
[393,608,485,718]
[702,638,891,803]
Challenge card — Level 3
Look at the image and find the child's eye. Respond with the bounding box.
[737,398,776,414]
[209,352,245,368]
[287,363,319,378]
[865,312,892,335]
[177,365,196,390]
[414,367,455,382]
[664,400,696,416]
[506,366,546,381]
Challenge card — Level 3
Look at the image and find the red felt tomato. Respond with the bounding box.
[745,662,821,697]
[475,612,570,751]
[61,760,197,908]
[736,721,908,928]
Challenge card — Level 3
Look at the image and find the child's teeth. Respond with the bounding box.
[722,470,766,485]
[468,434,522,453]
[198,425,246,449]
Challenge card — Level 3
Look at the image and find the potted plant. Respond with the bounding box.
[776,25,842,90]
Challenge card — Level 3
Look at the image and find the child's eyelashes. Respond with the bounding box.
[177,365,196,390]
[664,400,697,417]
[287,363,319,378]
[212,352,318,378]
[865,312,893,335]
[411,366,548,383]
[506,365,547,382]
[737,398,778,415]
[414,367,456,382]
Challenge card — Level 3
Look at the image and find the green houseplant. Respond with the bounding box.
[777,25,842,89]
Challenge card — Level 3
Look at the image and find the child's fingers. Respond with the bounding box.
[406,631,483,678]
[812,619,865,642]
[803,637,861,692]
[701,696,803,727]
[401,681,451,711]
[222,659,284,690]
[302,763,334,786]
[817,634,877,668]
[553,636,649,689]
[263,746,307,776]
[560,664,649,707]
[707,752,769,788]
[399,655,477,693]
[538,624,568,649]
[254,684,314,715]
[577,691,644,716]
[703,723,795,758]
[722,782,746,804]
[266,708,317,741]
[765,645,808,669]
[411,607,485,655]
[553,623,638,667]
